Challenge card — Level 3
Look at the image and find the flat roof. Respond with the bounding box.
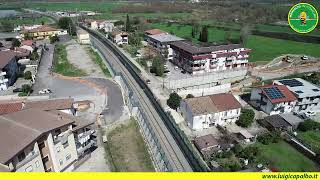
[148,33,184,43]
[274,78,320,98]
[170,40,243,54]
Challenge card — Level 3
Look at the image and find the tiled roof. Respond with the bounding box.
[184,93,241,116]
[23,98,74,111]
[145,29,167,35]
[0,50,16,69]
[194,134,219,150]
[28,25,58,33]
[259,84,297,104]
[0,101,23,115]
[148,33,184,43]
[21,40,34,46]
[209,93,242,112]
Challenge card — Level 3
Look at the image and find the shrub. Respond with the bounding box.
[186,94,195,99]
[50,35,59,44]
[24,71,32,80]
[298,120,320,132]
[30,51,39,61]
[18,92,28,97]
[21,84,31,94]
[257,131,281,145]
[236,109,255,127]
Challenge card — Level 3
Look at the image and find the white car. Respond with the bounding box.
[38,88,52,94]
[174,66,179,70]
[305,111,316,117]
[302,55,309,60]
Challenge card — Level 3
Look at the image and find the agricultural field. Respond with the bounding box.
[0,16,54,25]
[297,130,320,154]
[151,23,320,62]
[255,141,319,172]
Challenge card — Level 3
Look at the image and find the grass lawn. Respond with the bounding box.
[297,130,320,154]
[151,23,320,62]
[255,141,319,172]
[104,119,154,172]
[0,16,54,25]
[86,47,111,77]
[52,44,87,77]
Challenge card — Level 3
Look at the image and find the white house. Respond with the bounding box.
[77,29,90,45]
[110,30,128,45]
[250,84,297,115]
[273,78,320,113]
[180,93,242,130]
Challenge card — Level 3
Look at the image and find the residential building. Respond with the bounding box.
[180,93,242,130]
[234,130,255,144]
[110,30,128,45]
[250,84,297,115]
[22,26,59,40]
[0,109,78,172]
[273,78,320,113]
[194,134,220,159]
[170,41,251,75]
[146,33,184,60]
[23,98,76,115]
[261,115,293,132]
[72,117,96,158]
[77,29,90,45]
[0,51,19,90]
[13,47,31,59]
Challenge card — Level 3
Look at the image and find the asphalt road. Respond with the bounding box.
[90,35,193,172]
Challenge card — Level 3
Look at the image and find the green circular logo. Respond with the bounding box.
[288,3,319,34]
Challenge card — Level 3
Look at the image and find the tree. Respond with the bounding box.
[125,14,131,32]
[199,25,208,42]
[24,71,32,80]
[240,24,251,45]
[30,51,39,61]
[151,55,164,77]
[49,35,59,44]
[21,84,31,94]
[129,33,142,47]
[298,120,320,132]
[167,92,182,110]
[236,109,255,127]
[58,17,76,35]
[11,38,21,48]
[186,94,194,99]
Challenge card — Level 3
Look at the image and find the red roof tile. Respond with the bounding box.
[209,93,242,111]
[0,101,23,115]
[259,84,297,104]
[21,40,34,46]
[145,29,167,35]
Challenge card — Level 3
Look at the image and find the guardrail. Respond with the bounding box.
[81,24,209,172]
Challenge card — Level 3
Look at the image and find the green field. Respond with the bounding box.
[0,16,54,25]
[52,44,87,77]
[151,23,320,62]
[297,130,320,154]
[255,141,319,171]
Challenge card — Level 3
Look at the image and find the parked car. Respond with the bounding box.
[174,66,179,70]
[305,111,316,117]
[38,88,52,94]
[13,88,23,93]
[136,52,142,57]
[164,69,170,73]
[301,55,309,60]
[146,79,151,84]
[181,70,186,74]
[297,113,310,120]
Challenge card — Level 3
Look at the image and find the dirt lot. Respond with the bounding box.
[104,119,154,172]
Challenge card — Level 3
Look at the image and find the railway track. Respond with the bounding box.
[81,25,208,172]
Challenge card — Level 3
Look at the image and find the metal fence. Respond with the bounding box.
[92,40,172,172]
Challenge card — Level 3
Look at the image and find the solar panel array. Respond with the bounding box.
[263,87,285,100]
[278,79,303,87]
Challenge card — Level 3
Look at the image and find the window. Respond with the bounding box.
[42,156,49,163]
[66,154,71,161]
[17,152,26,162]
[35,161,40,168]
[56,147,61,153]
[55,129,61,134]
[25,165,33,172]
[59,159,63,166]
[38,142,45,149]
[63,140,69,148]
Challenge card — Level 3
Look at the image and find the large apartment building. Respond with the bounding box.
[273,78,320,113]
[170,41,251,75]
[0,108,96,172]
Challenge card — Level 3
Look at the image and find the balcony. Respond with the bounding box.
[53,130,71,145]
[209,64,217,69]
[15,151,40,169]
[192,66,205,71]
[77,140,97,154]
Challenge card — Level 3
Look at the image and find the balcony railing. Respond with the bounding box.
[77,140,97,154]
[15,151,40,169]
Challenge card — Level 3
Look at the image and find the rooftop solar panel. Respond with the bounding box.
[278,79,303,87]
[263,87,285,100]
